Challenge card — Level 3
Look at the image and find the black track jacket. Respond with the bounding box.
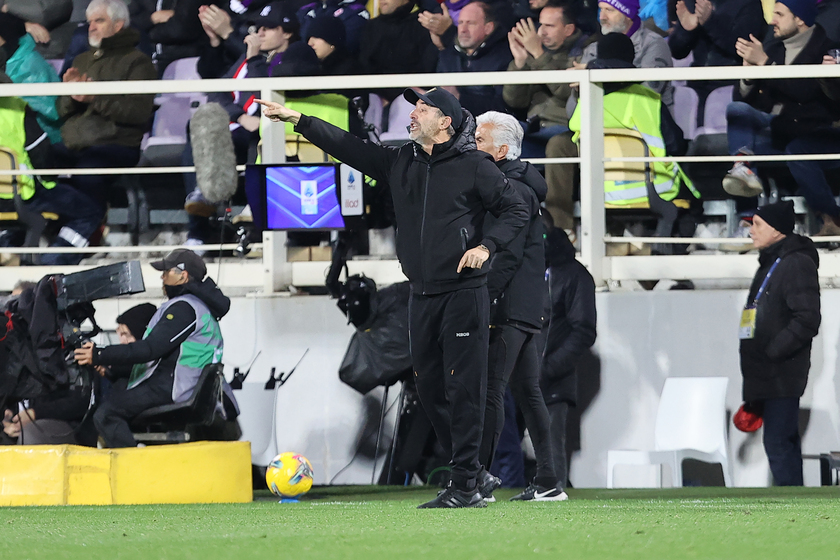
[295,111,529,295]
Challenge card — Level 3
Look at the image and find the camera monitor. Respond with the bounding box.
[245,162,364,232]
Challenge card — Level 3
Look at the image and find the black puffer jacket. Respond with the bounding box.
[540,227,597,406]
[487,158,547,330]
[295,110,528,295]
[740,234,820,401]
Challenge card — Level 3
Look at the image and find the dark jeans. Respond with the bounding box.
[546,400,570,489]
[409,285,489,490]
[786,135,840,218]
[762,397,803,486]
[52,142,141,207]
[725,102,778,159]
[489,388,526,488]
[480,324,556,488]
[182,126,258,241]
[93,375,173,448]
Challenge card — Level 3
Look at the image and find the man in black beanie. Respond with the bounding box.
[739,201,820,485]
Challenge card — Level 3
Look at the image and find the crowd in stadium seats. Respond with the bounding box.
[0,0,837,262]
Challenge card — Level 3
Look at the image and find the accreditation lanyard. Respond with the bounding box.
[739,257,781,340]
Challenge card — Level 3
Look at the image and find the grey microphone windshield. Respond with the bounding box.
[190,102,239,203]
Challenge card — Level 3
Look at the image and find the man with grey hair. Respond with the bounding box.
[50,0,156,265]
[475,111,567,501]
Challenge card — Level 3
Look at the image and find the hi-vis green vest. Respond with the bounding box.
[569,84,699,206]
[0,96,55,201]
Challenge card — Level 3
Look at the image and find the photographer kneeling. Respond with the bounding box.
[75,249,230,448]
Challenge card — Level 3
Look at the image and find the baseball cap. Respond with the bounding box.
[150,248,207,281]
[733,403,763,432]
[403,87,464,130]
[254,1,298,32]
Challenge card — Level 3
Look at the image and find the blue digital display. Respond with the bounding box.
[264,165,344,230]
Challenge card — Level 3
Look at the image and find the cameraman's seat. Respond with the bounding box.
[131,363,224,444]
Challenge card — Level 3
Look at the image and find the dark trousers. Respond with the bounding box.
[546,400,570,489]
[489,388,526,488]
[786,135,840,218]
[53,142,141,207]
[480,325,556,488]
[762,397,803,486]
[409,285,489,490]
[93,375,173,448]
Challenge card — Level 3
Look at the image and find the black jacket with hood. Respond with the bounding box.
[740,234,820,402]
[92,278,231,382]
[295,110,528,295]
[487,158,547,330]
[540,227,597,406]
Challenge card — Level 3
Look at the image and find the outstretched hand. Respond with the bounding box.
[255,99,302,125]
[74,342,95,365]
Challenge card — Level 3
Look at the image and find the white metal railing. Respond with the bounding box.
[0,63,838,287]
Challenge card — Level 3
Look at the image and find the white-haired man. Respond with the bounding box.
[475,111,567,501]
[52,0,156,265]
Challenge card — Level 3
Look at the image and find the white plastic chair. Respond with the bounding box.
[607,377,732,488]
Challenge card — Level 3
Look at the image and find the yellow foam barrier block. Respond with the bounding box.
[0,441,252,506]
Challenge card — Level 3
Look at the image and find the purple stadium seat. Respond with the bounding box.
[696,86,734,136]
[673,86,699,140]
[379,95,414,144]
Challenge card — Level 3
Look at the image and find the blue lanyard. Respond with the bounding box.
[753,258,781,305]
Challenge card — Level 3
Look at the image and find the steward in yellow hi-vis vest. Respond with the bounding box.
[0,95,55,201]
[570,83,699,206]
[568,33,700,207]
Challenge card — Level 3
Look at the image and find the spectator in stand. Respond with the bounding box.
[569,33,697,213]
[0,71,104,266]
[0,12,62,143]
[577,0,674,113]
[296,0,369,55]
[669,0,767,120]
[503,1,594,155]
[196,0,271,78]
[145,0,211,77]
[436,1,513,117]
[503,0,594,230]
[0,0,74,59]
[185,1,300,244]
[54,0,156,264]
[306,15,357,75]
[721,0,840,236]
[358,0,438,103]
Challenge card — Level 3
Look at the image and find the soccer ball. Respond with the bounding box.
[265,452,314,498]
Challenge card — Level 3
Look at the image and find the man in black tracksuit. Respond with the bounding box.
[740,201,820,486]
[540,218,596,490]
[474,111,565,502]
[257,88,528,508]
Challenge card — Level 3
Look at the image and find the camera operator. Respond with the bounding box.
[75,249,231,448]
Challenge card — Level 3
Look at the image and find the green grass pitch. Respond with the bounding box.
[1,486,839,559]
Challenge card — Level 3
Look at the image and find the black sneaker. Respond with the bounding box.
[510,483,568,502]
[478,469,501,503]
[418,485,487,509]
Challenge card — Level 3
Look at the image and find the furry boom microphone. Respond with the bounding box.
[190,102,239,203]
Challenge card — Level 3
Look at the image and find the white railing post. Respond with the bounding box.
[260,87,291,293]
[578,74,606,285]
